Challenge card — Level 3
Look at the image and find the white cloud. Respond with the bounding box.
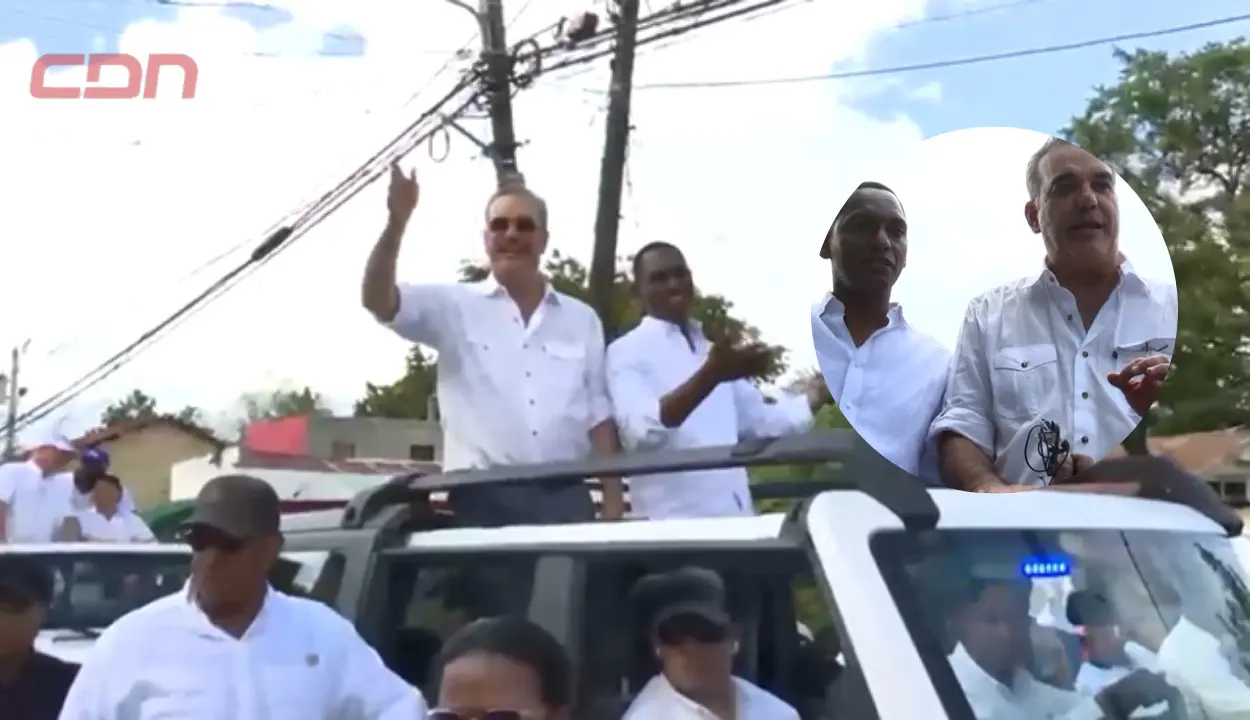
[830,126,1176,352]
[0,0,935,441]
[909,81,941,102]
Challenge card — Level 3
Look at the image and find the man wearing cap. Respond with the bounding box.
[811,181,951,485]
[57,474,154,543]
[623,567,798,720]
[0,429,77,543]
[58,447,135,516]
[0,555,78,719]
[58,474,427,719]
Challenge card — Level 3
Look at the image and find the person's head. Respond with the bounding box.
[432,616,572,720]
[1024,138,1120,275]
[951,577,1032,679]
[483,185,549,288]
[91,473,123,515]
[632,567,737,696]
[180,474,283,615]
[632,242,694,323]
[0,556,53,660]
[1066,590,1125,664]
[822,181,907,296]
[73,447,110,493]
[26,429,76,474]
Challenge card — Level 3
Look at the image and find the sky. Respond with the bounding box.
[0,0,1245,443]
[847,126,1176,350]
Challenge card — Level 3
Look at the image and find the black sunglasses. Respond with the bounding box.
[656,614,729,645]
[429,710,535,720]
[488,216,537,232]
[184,526,246,553]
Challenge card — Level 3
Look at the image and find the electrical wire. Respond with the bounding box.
[625,12,1250,89]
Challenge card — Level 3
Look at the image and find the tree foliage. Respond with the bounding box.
[236,386,331,427]
[354,346,438,419]
[99,389,204,427]
[1064,41,1250,434]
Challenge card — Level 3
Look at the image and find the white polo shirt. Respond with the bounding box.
[0,460,75,543]
[811,294,950,483]
[948,643,1104,719]
[58,587,426,719]
[385,277,612,471]
[623,673,799,720]
[72,508,155,543]
[606,317,813,518]
[930,260,1177,486]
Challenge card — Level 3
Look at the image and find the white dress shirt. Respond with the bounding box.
[623,673,799,720]
[606,317,813,518]
[948,643,1104,719]
[386,276,612,471]
[930,260,1177,486]
[1156,616,1250,718]
[811,294,950,483]
[58,587,426,720]
[73,507,155,543]
[0,460,76,543]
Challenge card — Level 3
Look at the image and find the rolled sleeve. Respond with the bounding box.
[584,312,613,428]
[734,382,813,439]
[606,340,674,451]
[928,298,996,456]
[384,282,456,349]
[330,613,427,718]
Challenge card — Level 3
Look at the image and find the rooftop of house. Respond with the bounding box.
[75,415,229,451]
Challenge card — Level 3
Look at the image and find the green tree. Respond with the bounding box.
[100,389,159,425]
[235,385,331,435]
[1064,41,1250,435]
[354,346,439,419]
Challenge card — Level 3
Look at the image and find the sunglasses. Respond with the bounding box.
[428,710,538,720]
[656,614,729,645]
[488,216,537,233]
[184,527,246,553]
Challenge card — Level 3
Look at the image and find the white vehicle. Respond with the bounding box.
[276,430,1250,719]
[1,543,192,664]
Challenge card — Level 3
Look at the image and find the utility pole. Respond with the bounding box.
[1,346,25,459]
[443,0,524,188]
[588,0,640,331]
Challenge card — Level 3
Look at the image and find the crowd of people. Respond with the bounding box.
[0,435,153,545]
[812,137,1177,489]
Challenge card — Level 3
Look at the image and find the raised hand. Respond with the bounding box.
[387,160,420,221]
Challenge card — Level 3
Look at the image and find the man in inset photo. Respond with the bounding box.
[811,181,951,485]
[930,138,1177,490]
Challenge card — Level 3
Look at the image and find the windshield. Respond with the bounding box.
[29,551,192,630]
[872,529,1250,719]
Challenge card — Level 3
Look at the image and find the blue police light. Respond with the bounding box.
[1020,555,1072,578]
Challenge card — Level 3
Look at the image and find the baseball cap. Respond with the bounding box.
[81,446,109,469]
[0,555,54,608]
[181,474,281,540]
[1067,589,1117,627]
[631,567,731,632]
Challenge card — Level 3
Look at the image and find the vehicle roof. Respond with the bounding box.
[0,543,192,554]
[925,488,1223,533]
[403,513,788,550]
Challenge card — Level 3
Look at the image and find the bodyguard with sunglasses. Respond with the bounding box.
[362,162,625,526]
[58,474,426,720]
[624,568,799,720]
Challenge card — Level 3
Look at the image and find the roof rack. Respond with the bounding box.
[340,429,940,530]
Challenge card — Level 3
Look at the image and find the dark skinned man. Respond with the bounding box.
[930,138,1176,491]
[0,556,77,720]
[58,474,425,719]
[812,181,950,484]
[607,241,829,519]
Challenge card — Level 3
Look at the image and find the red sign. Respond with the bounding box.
[30,53,198,100]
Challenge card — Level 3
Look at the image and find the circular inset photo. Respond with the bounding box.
[811,127,1177,489]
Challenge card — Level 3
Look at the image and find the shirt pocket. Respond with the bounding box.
[1112,335,1175,371]
[541,340,590,406]
[991,344,1060,425]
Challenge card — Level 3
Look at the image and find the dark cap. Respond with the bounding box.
[1067,589,1116,627]
[630,567,730,632]
[182,474,280,540]
[0,555,54,607]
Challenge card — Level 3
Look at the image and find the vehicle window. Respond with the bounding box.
[872,529,1250,720]
[38,551,191,630]
[380,556,539,693]
[577,550,875,720]
[272,550,346,608]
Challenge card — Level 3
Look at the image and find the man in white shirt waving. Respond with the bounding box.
[811,182,951,484]
[931,138,1177,491]
[58,474,424,719]
[607,242,826,519]
[0,431,77,543]
[57,474,154,543]
[362,162,624,525]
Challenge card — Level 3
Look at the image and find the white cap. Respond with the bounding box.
[30,427,75,453]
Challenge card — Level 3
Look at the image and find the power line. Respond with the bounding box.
[624,12,1250,89]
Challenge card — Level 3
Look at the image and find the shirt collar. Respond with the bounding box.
[1033,256,1150,296]
[638,314,702,338]
[949,643,1031,696]
[646,673,751,716]
[181,583,279,639]
[816,292,906,328]
[469,275,560,306]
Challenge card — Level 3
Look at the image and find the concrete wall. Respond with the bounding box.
[304,416,443,462]
[102,425,220,509]
[170,447,391,501]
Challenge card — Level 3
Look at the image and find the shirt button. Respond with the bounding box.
[1112,351,1119,360]
[528,399,535,406]
[531,430,538,437]
[1081,391,1089,399]
[523,343,528,350]
[1021,361,1029,369]
[1066,314,1073,322]
[1081,350,1089,358]
[1081,436,1089,445]
[525,371,531,378]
